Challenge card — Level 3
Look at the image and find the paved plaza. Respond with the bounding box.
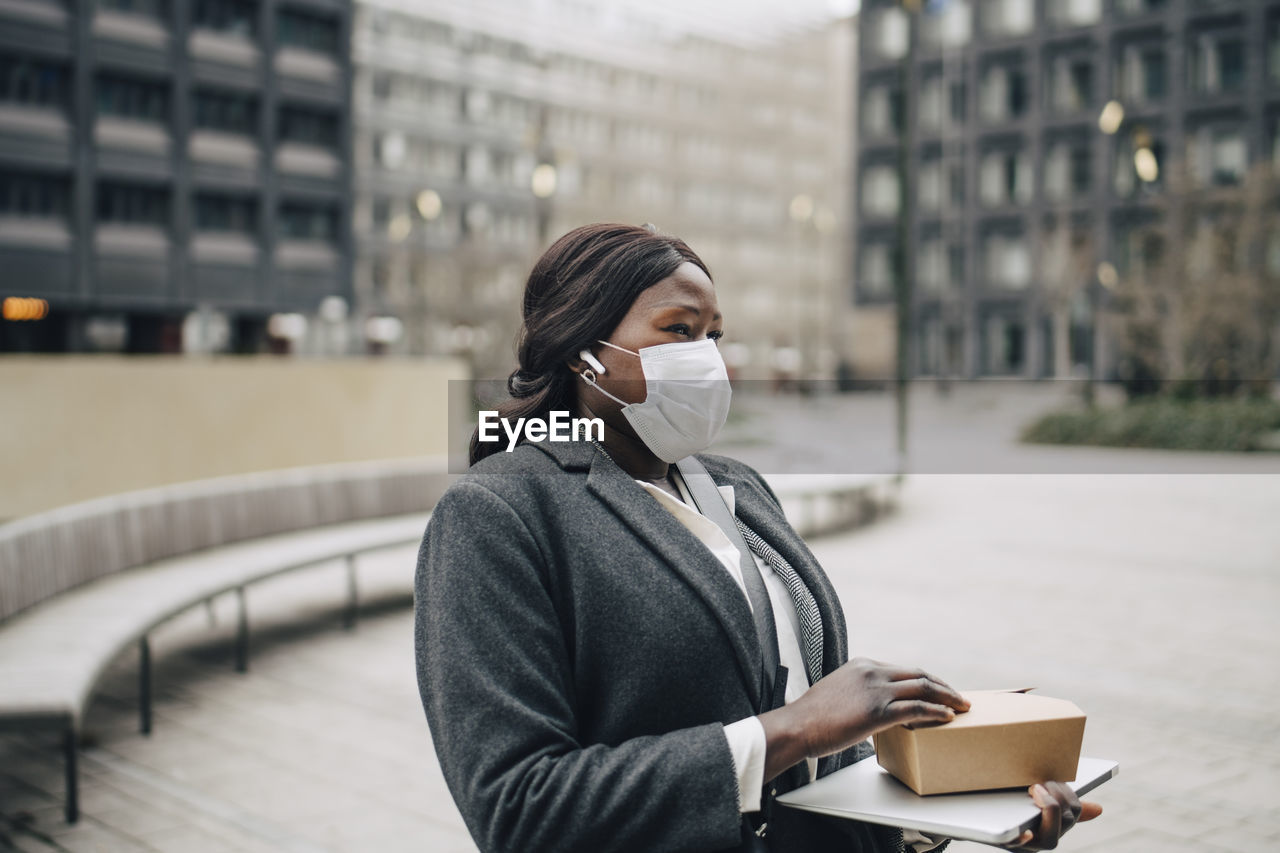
[3,387,1279,852]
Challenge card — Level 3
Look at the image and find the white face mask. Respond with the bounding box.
[580,337,732,463]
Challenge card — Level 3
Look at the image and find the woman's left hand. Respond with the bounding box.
[1001,781,1103,850]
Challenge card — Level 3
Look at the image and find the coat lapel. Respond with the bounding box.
[581,453,766,710]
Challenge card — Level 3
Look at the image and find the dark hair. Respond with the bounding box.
[470,223,710,464]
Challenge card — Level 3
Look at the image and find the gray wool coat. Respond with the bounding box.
[414,438,905,853]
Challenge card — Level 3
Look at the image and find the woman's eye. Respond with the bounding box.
[664,324,691,337]
[708,330,724,341]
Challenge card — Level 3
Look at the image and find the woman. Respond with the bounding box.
[414,224,1099,852]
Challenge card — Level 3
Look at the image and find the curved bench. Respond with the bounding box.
[0,458,454,823]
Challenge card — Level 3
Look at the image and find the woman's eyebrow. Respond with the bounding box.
[652,302,722,321]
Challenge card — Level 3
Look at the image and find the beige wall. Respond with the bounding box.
[0,355,468,520]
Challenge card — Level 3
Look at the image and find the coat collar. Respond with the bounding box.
[567,444,767,710]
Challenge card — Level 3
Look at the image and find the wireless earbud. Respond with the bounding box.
[580,349,607,374]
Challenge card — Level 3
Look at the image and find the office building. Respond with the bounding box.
[0,0,353,353]
[855,0,1280,380]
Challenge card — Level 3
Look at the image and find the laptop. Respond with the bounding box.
[775,755,1119,846]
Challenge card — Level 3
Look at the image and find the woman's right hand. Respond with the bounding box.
[758,657,970,782]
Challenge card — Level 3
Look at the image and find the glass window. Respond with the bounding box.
[983,232,1030,288]
[279,202,336,241]
[1048,57,1092,114]
[921,0,971,48]
[193,89,257,134]
[1189,126,1247,187]
[1116,0,1167,16]
[99,0,169,19]
[96,73,169,122]
[193,0,256,37]
[919,159,943,211]
[97,182,169,225]
[982,313,1025,374]
[980,150,1031,206]
[980,0,1033,38]
[1117,45,1165,103]
[277,7,339,55]
[1190,35,1246,95]
[862,85,902,137]
[278,105,338,148]
[871,7,908,60]
[0,56,70,110]
[919,75,943,132]
[0,171,70,219]
[193,194,257,233]
[1049,0,1099,27]
[979,64,1027,122]
[861,166,900,218]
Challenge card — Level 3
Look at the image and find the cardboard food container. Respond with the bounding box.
[872,689,1086,796]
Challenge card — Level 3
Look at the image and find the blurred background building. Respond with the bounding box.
[855,0,1280,383]
[0,0,354,355]
[351,0,855,379]
[1,0,857,380]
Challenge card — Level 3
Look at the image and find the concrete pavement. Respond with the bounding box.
[3,388,1278,851]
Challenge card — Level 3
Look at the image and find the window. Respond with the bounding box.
[1048,0,1099,27]
[193,89,257,134]
[194,194,257,233]
[0,171,70,219]
[1044,142,1091,202]
[277,7,339,55]
[919,75,943,132]
[1269,17,1280,84]
[278,105,337,147]
[1114,129,1165,197]
[99,0,168,18]
[1116,45,1166,103]
[1190,35,1246,95]
[1115,0,1167,17]
[861,166,900,218]
[980,0,1033,39]
[980,150,1031,206]
[979,64,1027,122]
[870,7,908,60]
[193,0,256,36]
[919,159,943,211]
[279,202,336,241]
[1189,126,1246,187]
[919,239,946,293]
[983,232,1030,288]
[97,183,169,225]
[982,313,1025,374]
[862,85,902,138]
[96,74,169,122]
[0,56,70,109]
[920,0,971,49]
[99,0,168,19]
[1047,57,1092,114]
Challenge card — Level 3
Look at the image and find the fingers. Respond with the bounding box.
[892,675,971,712]
[886,699,958,727]
[1080,801,1103,821]
[1031,783,1062,850]
[1044,780,1081,832]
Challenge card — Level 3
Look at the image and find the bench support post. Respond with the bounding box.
[235,587,249,673]
[63,727,78,823]
[139,635,152,735]
[343,554,358,630]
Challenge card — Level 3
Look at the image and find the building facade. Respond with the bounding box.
[352,0,855,379]
[0,0,353,354]
[855,0,1280,380]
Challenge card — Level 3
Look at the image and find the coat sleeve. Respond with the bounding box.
[414,480,744,853]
